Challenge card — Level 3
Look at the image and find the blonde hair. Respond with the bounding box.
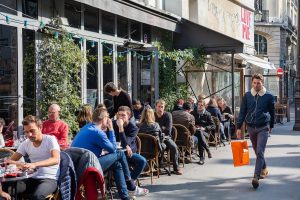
[140,106,155,125]
[77,104,93,124]
[155,99,166,106]
[207,97,218,107]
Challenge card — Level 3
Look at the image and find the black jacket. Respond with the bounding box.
[191,110,216,132]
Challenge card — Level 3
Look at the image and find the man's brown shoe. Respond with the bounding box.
[260,168,268,179]
[174,170,183,175]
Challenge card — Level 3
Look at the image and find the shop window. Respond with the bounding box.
[117,16,128,38]
[84,5,99,32]
[65,0,81,29]
[102,11,115,36]
[23,29,36,117]
[254,34,267,55]
[22,0,38,19]
[0,24,18,141]
[130,21,141,41]
[0,0,17,15]
[142,24,151,43]
[86,40,98,108]
[103,43,114,102]
[117,46,128,91]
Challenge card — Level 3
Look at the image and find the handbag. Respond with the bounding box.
[231,140,250,167]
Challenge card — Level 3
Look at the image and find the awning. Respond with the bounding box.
[173,19,244,53]
[235,53,276,70]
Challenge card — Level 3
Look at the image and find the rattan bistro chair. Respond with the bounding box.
[211,116,221,149]
[138,133,160,184]
[172,124,192,167]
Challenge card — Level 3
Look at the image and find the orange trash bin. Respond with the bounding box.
[231,140,250,167]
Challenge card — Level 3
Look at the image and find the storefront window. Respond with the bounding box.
[0,24,18,141]
[0,0,17,15]
[65,0,81,29]
[86,40,98,108]
[117,46,128,91]
[102,11,115,36]
[117,16,128,38]
[22,0,38,19]
[103,43,114,102]
[130,21,141,41]
[84,5,99,32]
[23,29,35,117]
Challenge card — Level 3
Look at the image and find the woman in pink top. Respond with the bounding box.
[42,104,69,150]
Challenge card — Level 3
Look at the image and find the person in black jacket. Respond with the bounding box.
[192,99,215,164]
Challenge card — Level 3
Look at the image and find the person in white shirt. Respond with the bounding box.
[5,115,60,200]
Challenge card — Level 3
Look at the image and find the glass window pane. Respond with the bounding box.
[103,43,113,101]
[86,40,98,108]
[117,46,127,91]
[22,0,38,19]
[117,17,128,38]
[65,0,81,29]
[0,0,17,15]
[0,24,18,141]
[102,11,115,36]
[23,29,35,117]
[130,21,141,41]
[143,24,151,44]
[84,5,99,32]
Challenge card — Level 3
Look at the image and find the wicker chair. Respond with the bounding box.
[138,133,160,184]
[172,124,192,167]
[211,116,221,149]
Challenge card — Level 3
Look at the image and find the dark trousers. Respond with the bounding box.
[163,138,179,171]
[194,130,209,158]
[3,178,57,200]
[248,125,269,176]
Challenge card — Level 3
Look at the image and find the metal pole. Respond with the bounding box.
[293,0,300,130]
[231,51,235,116]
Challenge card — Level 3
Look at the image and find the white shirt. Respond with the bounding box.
[17,135,60,180]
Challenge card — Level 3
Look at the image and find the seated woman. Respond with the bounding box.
[206,97,226,142]
[77,104,93,129]
[217,97,234,139]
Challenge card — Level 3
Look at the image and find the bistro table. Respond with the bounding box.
[1,169,37,200]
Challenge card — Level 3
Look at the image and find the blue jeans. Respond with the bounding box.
[248,125,269,176]
[127,153,147,180]
[98,150,131,199]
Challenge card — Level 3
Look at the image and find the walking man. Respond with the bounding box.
[236,73,275,189]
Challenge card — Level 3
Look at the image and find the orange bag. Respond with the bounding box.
[231,140,250,167]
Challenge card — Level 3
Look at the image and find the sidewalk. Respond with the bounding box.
[138,107,300,200]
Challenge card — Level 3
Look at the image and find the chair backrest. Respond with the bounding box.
[171,126,178,142]
[138,133,159,160]
[135,136,141,154]
[211,116,220,134]
[172,124,191,147]
[0,148,15,158]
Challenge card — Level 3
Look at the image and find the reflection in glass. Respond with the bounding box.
[103,43,113,101]
[102,11,115,36]
[84,5,99,32]
[143,24,151,44]
[0,24,18,141]
[117,46,127,91]
[86,40,98,109]
[22,0,38,19]
[65,0,81,29]
[0,0,17,15]
[117,17,128,38]
[23,29,35,117]
[130,21,141,41]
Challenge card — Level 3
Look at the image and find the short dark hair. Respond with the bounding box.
[252,73,264,82]
[104,82,117,93]
[22,115,42,128]
[118,106,131,115]
[132,99,141,105]
[182,102,192,110]
[92,108,108,123]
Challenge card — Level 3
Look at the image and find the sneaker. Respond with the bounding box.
[199,158,205,165]
[252,175,259,189]
[260,168,268,179]
[129,186,149,197]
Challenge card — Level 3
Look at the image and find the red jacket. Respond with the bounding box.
[76,167,105,200]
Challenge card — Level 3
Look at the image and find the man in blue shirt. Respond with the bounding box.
[72,108,148,199]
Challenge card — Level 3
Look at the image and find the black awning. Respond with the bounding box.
[173,19,244,53]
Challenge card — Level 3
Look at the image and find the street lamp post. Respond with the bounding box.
[293,0,300,130]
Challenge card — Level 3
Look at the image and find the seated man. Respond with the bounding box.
[154,99,182,175]
[71,108,148,200]
[132,100,143,122]
[42,104,69,150]
[113,106,147,181]
[191,100,215,165]
[5,115,60,199]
